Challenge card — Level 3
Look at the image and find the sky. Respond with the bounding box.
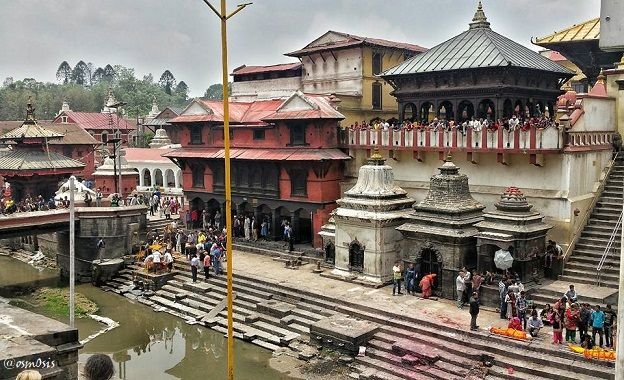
[0,0,600,97]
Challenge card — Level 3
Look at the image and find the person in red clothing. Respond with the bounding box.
[191,208,199,229]
[564,303,580,343]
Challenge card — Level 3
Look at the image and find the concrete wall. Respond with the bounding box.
[231,77,302,101]
[573,97,617,131]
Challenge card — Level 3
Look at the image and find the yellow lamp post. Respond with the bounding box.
[200,1,251,379]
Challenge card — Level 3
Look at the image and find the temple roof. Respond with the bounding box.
[0,121,65,141]
[0,149,85,172]
[535,18,600,44]
[382,2,573,77]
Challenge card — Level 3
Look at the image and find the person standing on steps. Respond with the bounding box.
[469,291,480,331]
[405,263,417,295]
[603,304,616,348]
[190,254,200,283]
[392,261,403,296]
[203,251,211,281]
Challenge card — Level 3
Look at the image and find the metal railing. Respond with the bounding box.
[596,210,622,286]
[562,152,620,268]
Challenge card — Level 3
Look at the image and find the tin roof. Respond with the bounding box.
[383,2,573,77]
[41,123,99,145]
[0,120,65,141]
[163,148,350,161]
[124,148,175,163]
[0,149,85,172]
[170,93,343,125]
[232,63,302,76]
[55,111,136,131]
[285,31,426,57]
[535,18,600,44]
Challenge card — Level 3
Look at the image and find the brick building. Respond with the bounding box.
[164,91,350,247]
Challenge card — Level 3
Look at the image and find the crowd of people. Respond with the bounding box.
[345,114,558,135]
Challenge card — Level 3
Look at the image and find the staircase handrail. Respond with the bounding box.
[562,152,619,267]
[596,210,622,286]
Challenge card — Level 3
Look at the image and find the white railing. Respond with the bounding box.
[596,210,622,287]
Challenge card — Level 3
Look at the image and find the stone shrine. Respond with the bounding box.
[398,155,485,298]
[329,149,413,284]
[475,186,552,280]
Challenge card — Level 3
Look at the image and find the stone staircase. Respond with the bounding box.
[101,260,615,380]
[146,215,179,232]
[529,157,623,308]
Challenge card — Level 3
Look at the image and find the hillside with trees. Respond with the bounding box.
[0,61,211,121]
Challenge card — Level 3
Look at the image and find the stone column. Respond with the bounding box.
[150,170,156,189]
[272,209,281,241]
[291,210,300,242]
[139,169,144,187]
[175,170,181,189]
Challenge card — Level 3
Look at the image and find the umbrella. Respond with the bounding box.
[494,249,514,270]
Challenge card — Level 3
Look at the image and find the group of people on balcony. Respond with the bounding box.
[347,114,558,135]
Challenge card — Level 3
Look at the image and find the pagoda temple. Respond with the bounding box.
[0,100,85,201]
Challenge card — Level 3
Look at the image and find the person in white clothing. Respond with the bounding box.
[152,250,162,273]
[456,272,466,309]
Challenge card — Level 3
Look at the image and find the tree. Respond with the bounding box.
[203,83,231,100]
[2,77,13,88]
[103,64,116,82]
[91,67,105,84]
[71,60,90,86]
[56,61,72,84]
[158,70,176,95]
[175,81,189,99]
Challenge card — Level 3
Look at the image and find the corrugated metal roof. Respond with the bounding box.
[0,149,85,172]
[383,4,573,77]
[57,112,136,131]
[163,148,350,161]
[536,18,600,44]
[0,120,65,141]
[41,123,99,145]
[286,31,426,57]
[232,63,302,76]
[124,147,175,163]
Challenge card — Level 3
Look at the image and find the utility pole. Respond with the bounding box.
[69,176,76,327]
[200,1,251,379]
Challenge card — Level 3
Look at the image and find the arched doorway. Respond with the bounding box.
[294,208,312,244]
[477,99,495,120]
[165,169,175,187]
[348,240,364,273]
[402,103,417,122]
[325,241,335,265]
[419,247,442,292]
[142,169,152,187]
[154,169,164,187]
[457,100,474,122]
[503,99,513,119]
[514,100,523,117]
[256,204,272,240]
[438,101,454,121]
[420,102,434,123]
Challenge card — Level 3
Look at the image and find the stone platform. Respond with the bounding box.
[532,280,619,305]
[134,270,177,291]
[310,315,380,354]
[0,302,82,380]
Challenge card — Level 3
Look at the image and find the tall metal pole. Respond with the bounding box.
[220,1,235,378]
[69,176,76,327]
[200,3,250,378]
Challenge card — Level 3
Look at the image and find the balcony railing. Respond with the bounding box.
[344,126,567,152]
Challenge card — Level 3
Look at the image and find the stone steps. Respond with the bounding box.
[559,275,619,289]
[565,261,620,276]
[563,268,619,283]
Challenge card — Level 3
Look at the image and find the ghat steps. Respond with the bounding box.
[103,260,614,380]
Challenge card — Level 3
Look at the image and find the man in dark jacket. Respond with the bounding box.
[469,292,480,331]
[578,303,591,341]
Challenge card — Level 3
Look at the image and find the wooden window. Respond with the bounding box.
[372,82,382,110]
[101,132,108,143]
[190,125,202,144]
[372,52,382,75]
[290,169,307,196]
[213,166,224,186]
[253,129,265,140]
[290,124,306,146]
[191,165,204,188]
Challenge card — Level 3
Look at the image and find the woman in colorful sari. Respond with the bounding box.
[419,273,436,299]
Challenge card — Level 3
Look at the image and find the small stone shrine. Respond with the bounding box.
[397,155,485,298]
[475,186,552,280]
[329,149,414,284]
[149,127,172,148]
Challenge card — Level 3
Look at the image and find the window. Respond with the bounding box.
[290,124,306,146]
[63,146,73,157]
[372,52,382,75]
[101,132,108,143]
[61,116,68,123]
[290,169,307,196]
[190,125,203,144]
[253,129,265,140]
[372,82,382,110]
[191,165,204,188]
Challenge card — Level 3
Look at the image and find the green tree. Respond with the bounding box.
[158,70,176,95]
[175,81,189,100]
[71,61,90,86]
[56,61,72,84]
[103,64,116,82]
[203,83,231,100]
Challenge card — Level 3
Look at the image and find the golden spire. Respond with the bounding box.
[469,1,491,29]
[370,147,383,161]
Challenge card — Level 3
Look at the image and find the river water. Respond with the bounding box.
[0,256,291,380]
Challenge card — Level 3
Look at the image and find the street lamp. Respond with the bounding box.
[107,100,127,197]
[199,1,251,379]
[107,137,122,197]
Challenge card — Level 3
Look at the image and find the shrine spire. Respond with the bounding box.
[469,1,491,30]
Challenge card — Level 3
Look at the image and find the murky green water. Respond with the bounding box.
[0,256,291,380]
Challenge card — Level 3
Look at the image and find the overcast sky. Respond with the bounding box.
[0,0,599,96]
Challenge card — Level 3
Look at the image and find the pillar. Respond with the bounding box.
[139,169,144,187]
[150,170,156,189]
[175,170,181,188]
[272,209,281,241]
[291,210,300,243]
